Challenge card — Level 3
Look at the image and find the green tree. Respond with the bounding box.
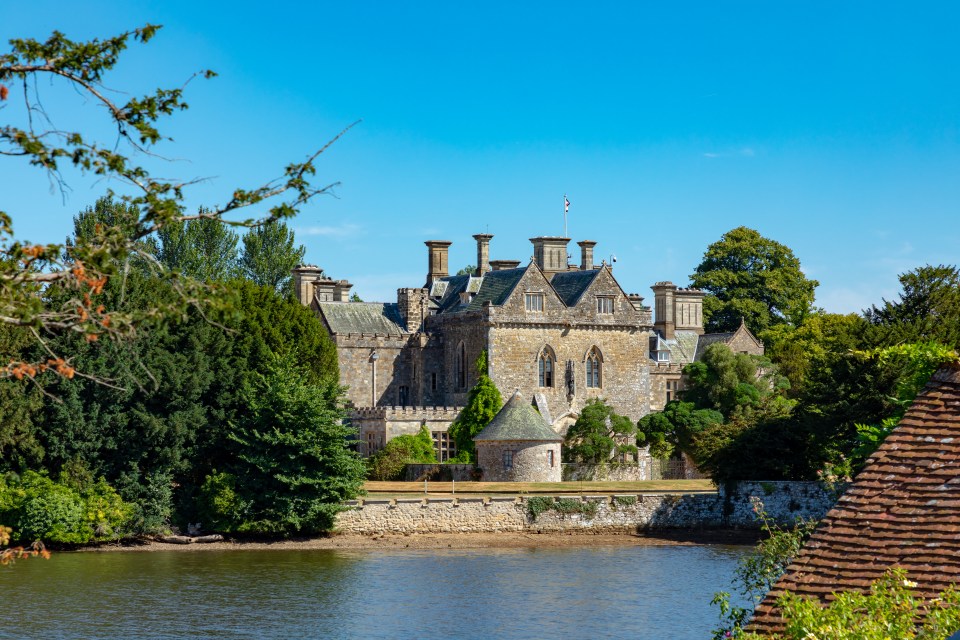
[563,398,637,464]
[220,354,365,534]
[366,426,437,481]
[1,26,349,379]
[637,401,724,460]
[0,325,43,471]
[153,211,240,282]
[760,311,867,397]
[447,351,503,462]
[239,220,306,295]
[690,227,818,334]
[864,264,960,351]
[455,265,476,276]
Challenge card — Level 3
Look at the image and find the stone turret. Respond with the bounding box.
[397,288,429,332]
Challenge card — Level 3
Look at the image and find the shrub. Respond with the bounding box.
[367,426,438,481]
[0,471,132,544]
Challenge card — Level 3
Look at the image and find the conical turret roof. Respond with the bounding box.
[473,390,563,442]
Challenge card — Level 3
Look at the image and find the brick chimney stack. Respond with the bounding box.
[473,233,493,276]
[425,240,452,288]
[577,240,597,270]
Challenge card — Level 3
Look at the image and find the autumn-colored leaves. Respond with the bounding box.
[0,526,50,566]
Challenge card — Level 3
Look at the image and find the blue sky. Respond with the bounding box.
[3,2,959,313]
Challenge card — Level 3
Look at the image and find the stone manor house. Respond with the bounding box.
[293,234,763,469]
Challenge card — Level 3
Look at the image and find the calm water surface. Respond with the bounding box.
[4,544,748,639]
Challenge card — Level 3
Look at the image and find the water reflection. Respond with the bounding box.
[4,544,748,639]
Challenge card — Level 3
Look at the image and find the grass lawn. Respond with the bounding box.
[362,479,716,499]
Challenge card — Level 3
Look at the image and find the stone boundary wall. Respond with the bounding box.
[335,481,838,535]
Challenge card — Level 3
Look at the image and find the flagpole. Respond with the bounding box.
[563,194,568,238]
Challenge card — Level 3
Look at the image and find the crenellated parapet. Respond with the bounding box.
[351,405,464,420]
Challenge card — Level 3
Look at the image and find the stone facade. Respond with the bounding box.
[296,232,764,475]
[335,481,838,534]
[476,441,562,482]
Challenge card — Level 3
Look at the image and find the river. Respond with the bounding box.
[3,544,749,639]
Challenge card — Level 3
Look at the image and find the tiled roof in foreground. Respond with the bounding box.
[750,363,960,633]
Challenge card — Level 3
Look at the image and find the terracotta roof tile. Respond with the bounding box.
[749,363,960,633]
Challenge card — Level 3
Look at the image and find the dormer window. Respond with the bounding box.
[657,350,670,362]
[597,296,614,314]
[525,292,544,312]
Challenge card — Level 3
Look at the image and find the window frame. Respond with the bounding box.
[596,296,614,314]
[525,292,545,313]
[538,348,555,388]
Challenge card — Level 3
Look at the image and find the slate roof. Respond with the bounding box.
[549,269,600,306]
[317,301,406,336]
[694,331,734,360]
[464,268,526,311]
[750,363,960,633]
[474,391,563,442]
[669,330,700,364]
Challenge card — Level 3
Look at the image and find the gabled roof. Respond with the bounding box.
[317,301,406,336]
[549,269,600,306]
[464,268,526,311]
[474,390,563,442]
[695,319,763,360]
[433,274,470,313]
[750,363,960,633]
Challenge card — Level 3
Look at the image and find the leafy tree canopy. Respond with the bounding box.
[637,401,724,460]
[152,209,240,282]
[563,398,637,464]
[690,227,818,334]
[240,220,306,296]
[215,354,364,534]
[864,264,960,351]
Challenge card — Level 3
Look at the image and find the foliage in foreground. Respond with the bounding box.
[738,569,960,640]
[366,426,438,481]
[712,498,818,638]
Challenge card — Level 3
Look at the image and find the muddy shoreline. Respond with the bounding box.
[77,529,760,553]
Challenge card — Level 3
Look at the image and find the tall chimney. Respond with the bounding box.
[577,240,597,270]
[291,265,325,306]
[530,236,571,277]
[651,281,678,340]
[425,240,452,288]
[473,233,493,276]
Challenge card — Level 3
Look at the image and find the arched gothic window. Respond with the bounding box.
[585,347,602,388]
[538,347,555,388]
[456,342,466,390]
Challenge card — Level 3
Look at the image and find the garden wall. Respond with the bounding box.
[335,481,839,535]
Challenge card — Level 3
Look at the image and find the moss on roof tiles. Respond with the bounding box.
[549,270,599,306]
[474,391,563,442]
[318,302,405,335]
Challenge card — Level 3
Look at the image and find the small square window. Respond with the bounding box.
[525,293,544,312]
[597,297,614,314]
